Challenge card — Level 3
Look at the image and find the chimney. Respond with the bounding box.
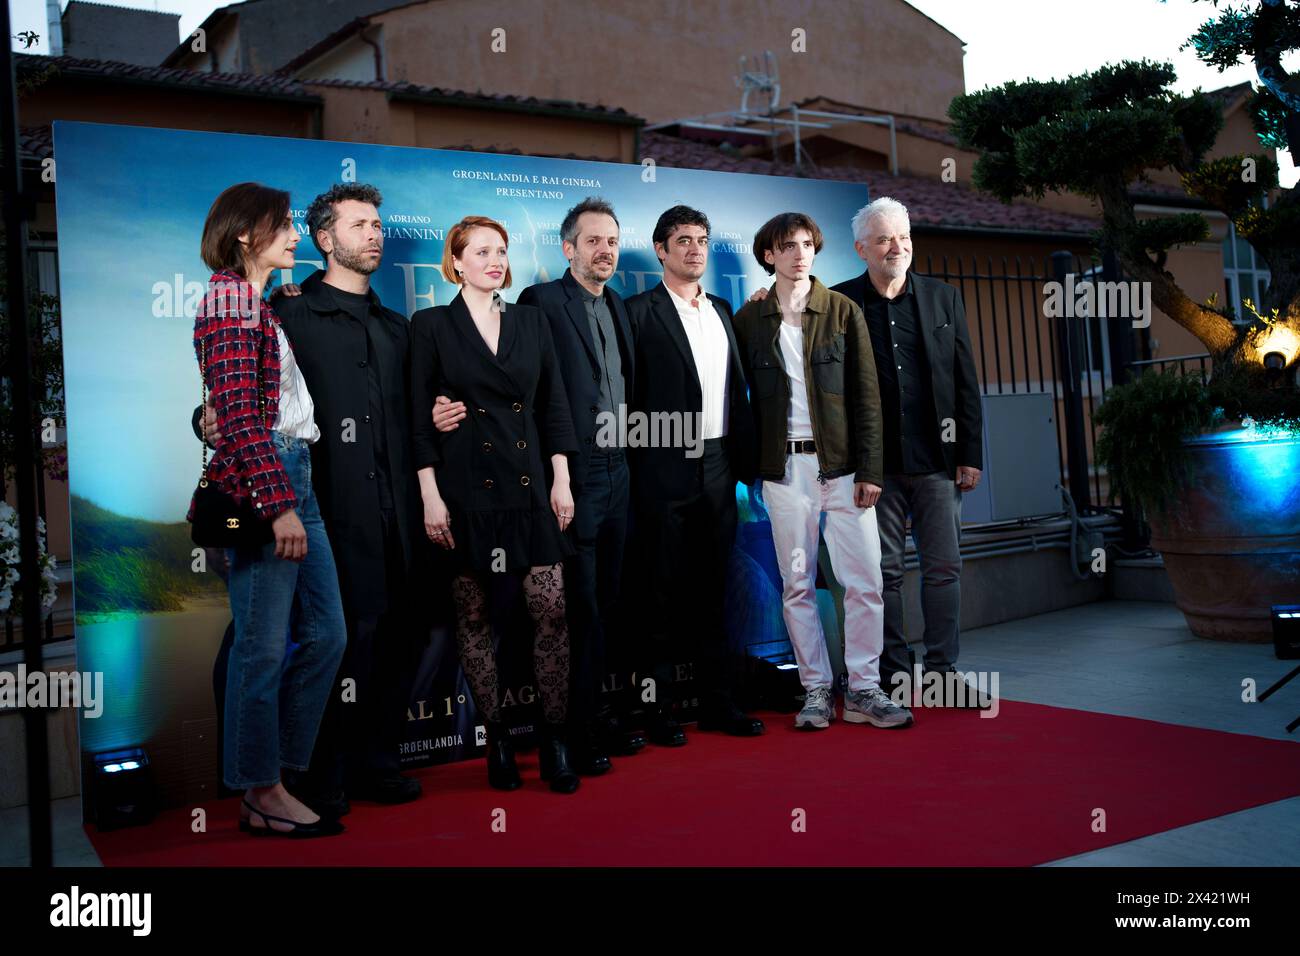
[47,0,64,56]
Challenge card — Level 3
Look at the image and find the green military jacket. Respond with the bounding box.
[732,276,883,486]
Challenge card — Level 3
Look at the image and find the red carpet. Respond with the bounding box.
[86,700,1300,867]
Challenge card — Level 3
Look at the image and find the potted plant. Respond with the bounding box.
[949,2,1300,640]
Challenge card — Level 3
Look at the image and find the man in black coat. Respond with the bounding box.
[432,197,644,772]
[196,183,426,812]
[623,205,762,743]
[831,197,983,701]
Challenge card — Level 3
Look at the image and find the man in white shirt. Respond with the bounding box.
[623,205,763,742]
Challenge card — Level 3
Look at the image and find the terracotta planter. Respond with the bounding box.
[1148,427,1300,641]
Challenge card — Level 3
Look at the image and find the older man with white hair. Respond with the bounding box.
[831,197,983,703]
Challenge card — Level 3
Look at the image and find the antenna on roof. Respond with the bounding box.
[736,51,779,116]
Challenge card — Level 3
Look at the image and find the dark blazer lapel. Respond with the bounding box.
[651,283,703,398]
[450,291,520,392]
[561,271,601,369]
[494,292,517,362]
[845,271,869,310]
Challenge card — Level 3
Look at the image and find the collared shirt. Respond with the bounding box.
[862,273,945,474]
[272,323,320,442]
[328,283,401,508]
[665,284,730,440]
[577,284,626,424]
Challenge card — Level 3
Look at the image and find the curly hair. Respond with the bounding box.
[305,183,384,258]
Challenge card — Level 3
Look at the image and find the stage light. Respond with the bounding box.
[1273,605,1300,660]
[91,746,156,832]
[1254,325,1299,368]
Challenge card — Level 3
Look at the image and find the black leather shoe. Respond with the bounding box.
[645,710,687,747]
[570,727,612,776]
[697,705,765,737]
[298,788,350,820]
[281,769,350,819]
[615,730,648,754]
[538,725,581,794]
[349,772,422,804]
[485,722,523,790]
[596,713,647,756]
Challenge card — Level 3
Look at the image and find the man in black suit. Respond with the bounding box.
[623,205,762,743]
[830,197,983,700]
[432,196,644,772]
[197,183,426,813]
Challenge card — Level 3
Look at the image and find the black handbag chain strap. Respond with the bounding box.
[198,306,267,485]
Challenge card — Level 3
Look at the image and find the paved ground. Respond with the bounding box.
[3,599,1297,867]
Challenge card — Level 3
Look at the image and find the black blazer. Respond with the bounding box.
[409,292,578,515]
[516,269,635,494]
[831,270,984,474]
[623,281,757,506]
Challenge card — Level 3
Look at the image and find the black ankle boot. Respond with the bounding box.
[485,721,522,791]
[538,724,580,794]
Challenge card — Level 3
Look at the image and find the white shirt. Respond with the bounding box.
[273,322,320,442]
[665,285,730,440]
[778,321,813,441]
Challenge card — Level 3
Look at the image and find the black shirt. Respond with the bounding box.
[330,284,400,509]
[862,273,946,475]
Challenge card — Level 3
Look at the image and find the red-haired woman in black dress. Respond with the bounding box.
[411,216,580,794]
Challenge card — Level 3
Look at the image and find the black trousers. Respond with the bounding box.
[565,450,631,729]
[636,438,738,711]
[306,506,415,792]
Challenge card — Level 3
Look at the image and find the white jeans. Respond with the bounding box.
[762,453,885,692]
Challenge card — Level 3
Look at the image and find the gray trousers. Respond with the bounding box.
[875,470,963,680]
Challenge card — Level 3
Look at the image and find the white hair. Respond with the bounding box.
[851,197,910,244]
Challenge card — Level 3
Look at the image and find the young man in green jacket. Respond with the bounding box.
[733,213,912,731]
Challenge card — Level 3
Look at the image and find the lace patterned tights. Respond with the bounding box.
[450,564,569,725]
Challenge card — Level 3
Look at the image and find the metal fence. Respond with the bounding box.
[916,249,1208,524]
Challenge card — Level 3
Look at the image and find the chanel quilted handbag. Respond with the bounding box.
[189,335,275,548]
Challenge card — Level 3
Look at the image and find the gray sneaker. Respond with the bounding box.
[794,686,835,730]
[843,686,914,729]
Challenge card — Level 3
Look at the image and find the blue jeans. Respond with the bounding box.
[223,432,347,789]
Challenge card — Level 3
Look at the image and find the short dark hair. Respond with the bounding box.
[752,212,824,275]
[560,196,618,247]
[200,182,291,275]
[305,183,384,258]
[652,205,710,263]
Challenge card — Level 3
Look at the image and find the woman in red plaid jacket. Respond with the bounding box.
[192,182,346,838]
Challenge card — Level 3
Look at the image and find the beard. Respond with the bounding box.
[878,256,910,279]
[331,240,382,275]
[579,255,615,282]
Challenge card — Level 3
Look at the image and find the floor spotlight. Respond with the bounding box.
[91,746,156,831]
